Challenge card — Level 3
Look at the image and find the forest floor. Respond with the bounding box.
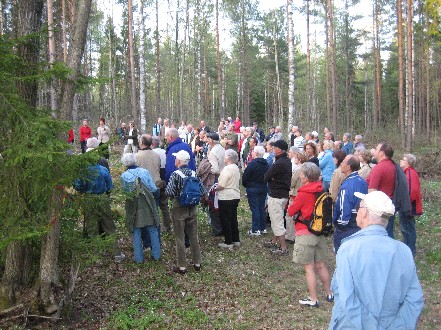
[19,148,441,329]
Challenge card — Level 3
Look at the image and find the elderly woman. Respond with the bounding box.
[121,153,161,262]
[216,149,241,248]
[244,136,258,169]
[319,140,336,191]
[399,153,423,255]
[329,149,347,202]
[356,148,375,180]
[242,145,270,236]
[287,163,333,307]
[304,141,319,167]
[285,151,307,244]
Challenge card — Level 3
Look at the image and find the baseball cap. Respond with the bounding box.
[172,150,191,161]
[206,132,220,141]
[270,140,288,151]
[354,191,395,218]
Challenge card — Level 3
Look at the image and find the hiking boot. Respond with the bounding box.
[193,264,202,272]
[263,241,278,248]
[299,297,319,307]
[248,230,261,237]
[271,248,289,256]
[326,294,334,302]
[232,242,241,247]
[285,239,295,245]
[218,242,233,249]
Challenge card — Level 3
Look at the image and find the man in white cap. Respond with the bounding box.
[165,150,206,275]
[329,190,424,329]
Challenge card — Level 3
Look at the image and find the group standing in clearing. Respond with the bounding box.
[71,117,424,329]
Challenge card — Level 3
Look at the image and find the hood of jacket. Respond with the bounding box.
[297,181,323,194]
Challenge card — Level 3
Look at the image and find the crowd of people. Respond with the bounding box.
[72,117,425,328]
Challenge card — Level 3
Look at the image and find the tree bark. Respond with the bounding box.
[397,0,405,147]
[406,0,414,151]
[59,0,93,120]
[287,0,295,127]
[138,0,146,132]
[127,0,138,124]
[216,0,223,118]
[155,0,161,115]
[47,0,57,116]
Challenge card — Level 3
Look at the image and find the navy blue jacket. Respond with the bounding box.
[242,158,270,189]
[165,138,196,182]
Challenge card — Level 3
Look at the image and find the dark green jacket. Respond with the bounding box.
[125,184,160,233]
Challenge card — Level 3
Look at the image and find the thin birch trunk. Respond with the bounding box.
[138,0,146,132]
[287,0,295,127]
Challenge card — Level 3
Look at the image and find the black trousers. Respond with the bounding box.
[219,199,240,244]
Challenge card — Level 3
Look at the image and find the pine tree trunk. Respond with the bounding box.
[397,0,405,147]
[406,0,414,151]
[216,0,223,119]
[138,0,146,132]
[155,0,161,115]
[328,0,337,134]
[127,0,137,124]
[425,2,430,141]
[287,0,295,127]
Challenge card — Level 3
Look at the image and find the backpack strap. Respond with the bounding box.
[176,170,186,178]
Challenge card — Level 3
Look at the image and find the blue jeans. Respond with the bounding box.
[133,225,161,262]
[399,210,416,255]
[385,213,396,239]
[246,186,268,232]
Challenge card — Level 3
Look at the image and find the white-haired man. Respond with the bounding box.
[329,191,424,329]
[165,150,206,274]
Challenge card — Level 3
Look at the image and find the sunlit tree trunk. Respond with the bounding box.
[306,0,311,119]
[406,0,414,151]
[127,0,137,123]
[287,0,295,127]
[138,0,146,132]
[240,0,250,124]
[155,0,161,114]
[327,0,337,133]
[216,0,223,118]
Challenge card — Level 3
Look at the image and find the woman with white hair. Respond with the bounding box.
[120,153,161,263]
[242,145,270,236]
[216,149,241,248]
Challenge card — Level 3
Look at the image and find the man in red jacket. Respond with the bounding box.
[79,119,92,153]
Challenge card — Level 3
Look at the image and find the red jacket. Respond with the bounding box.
[68,129,74,143]
[404,167,423,215]
[79,125,92,142]
[287,181,323,235]
[233,120,241,133]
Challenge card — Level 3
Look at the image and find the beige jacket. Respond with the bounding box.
[136,149,162,188]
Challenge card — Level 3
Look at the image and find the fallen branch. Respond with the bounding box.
[0,304,24,316]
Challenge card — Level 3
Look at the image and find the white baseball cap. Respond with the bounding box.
[354,191,395,218]
[172,150,190,161]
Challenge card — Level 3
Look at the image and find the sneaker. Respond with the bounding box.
[172,266,187,275]
[299,297,319,307]
[271,248,289,256]
[263,241,278,248]
[143,247,151,252]
[114,253,126,263]
[233,241,241,247]
[261,229,268,234]
[247,230,261,236]
[326,294,334,302]
[285,239,295,245]
[193,264,202,272]
[218,243,233,249]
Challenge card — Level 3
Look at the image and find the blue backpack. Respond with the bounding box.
[176,170,202,207]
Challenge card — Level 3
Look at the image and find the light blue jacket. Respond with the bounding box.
[319,149,335,182]
[329,225,424,330]
[121,166,158,194]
